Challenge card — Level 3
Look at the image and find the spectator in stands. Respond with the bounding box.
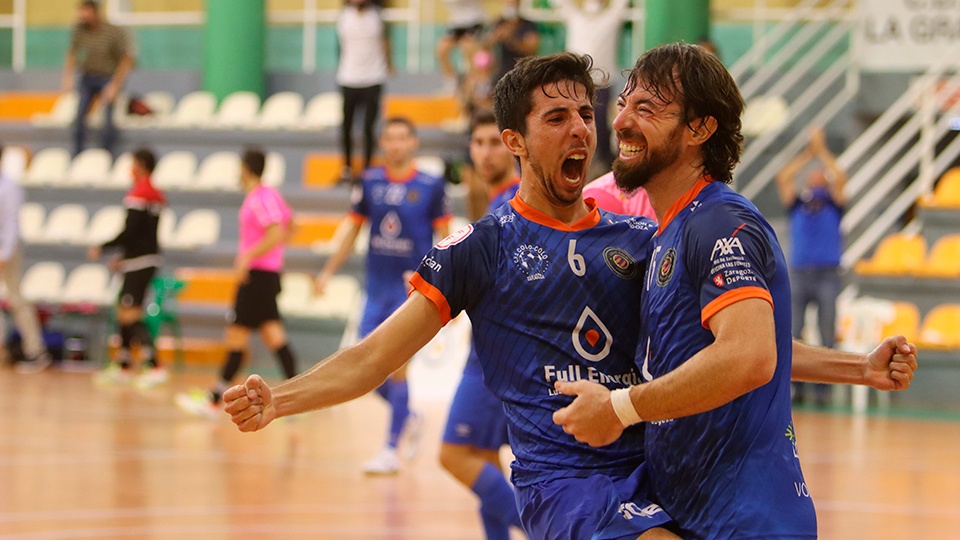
[176,148,299,419]
[61,0,136,157]
[314,117,452,474]
[553,0,629,173]
[0,145,51,374]
[337,0,393,184]
[436,0,487,93]
[776,126,847,406]
[89,148,167,388]
[485,0,540,83]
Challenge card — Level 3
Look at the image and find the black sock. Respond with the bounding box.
[118,324,133,370]
[274,343,298,379]
[129,321,157,368]
[213,350,244,404]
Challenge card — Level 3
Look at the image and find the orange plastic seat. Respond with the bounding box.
[880,302,920,343]
[289,214,344,248]
[853,233,927,276]
[174,268,237,305]
[914,234,960,278]
[918,167,960,208]
[917,304,960,349]
[302,153,343,188]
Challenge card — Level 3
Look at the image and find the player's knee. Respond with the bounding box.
[438,442,465,472]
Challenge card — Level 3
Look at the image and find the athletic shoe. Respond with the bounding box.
[401,411,424,460]
[362,447,400,475]
[134,367,169,390]
[175,388,222,420]
[93,365,134,386]
[14,352,52,374]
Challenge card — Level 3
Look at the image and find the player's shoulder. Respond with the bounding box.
[687,182,765,227]
[414,170,446,189]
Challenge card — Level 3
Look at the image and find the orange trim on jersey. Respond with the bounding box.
[509,195,601,231]
[347,211,366,225]
[433,214,453,229]
[409,273,453,325]
[490,176,521,200]
[386,166,418,183]
[657,176,713,234]
[701,286,773,328]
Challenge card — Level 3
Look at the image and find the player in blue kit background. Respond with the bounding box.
[553,43,919,539]
[315,116,452,474]
[437,109,523,540]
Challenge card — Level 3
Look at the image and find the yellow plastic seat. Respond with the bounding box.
[915,234,960,278]
[917,304,960,349]
[918,167,960,208]
[880,302,920,343]
[853,233,927,276]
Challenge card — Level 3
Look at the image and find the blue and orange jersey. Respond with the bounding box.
[350,165,451,301]
[640,178,816,539]
[412,196,656,487]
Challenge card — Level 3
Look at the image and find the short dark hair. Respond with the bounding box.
[133,148,156,173]
[469,109,498,136]
[81,1,99,11]
[383,116,417,137]
[241,148,266,178]
[493,52,602,137]
[623,42,744,183]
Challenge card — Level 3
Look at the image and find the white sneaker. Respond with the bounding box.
[362,447,400,475]
[93,365,133,386]
[134,367,169,390]
[15,353,52,374]
[401,412,424,460]
[175,388,221,420]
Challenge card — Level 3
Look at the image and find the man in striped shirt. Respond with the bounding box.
[61,0,135,156]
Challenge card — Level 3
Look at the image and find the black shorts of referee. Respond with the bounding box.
[228,269,282,329]
[119,266,157,308]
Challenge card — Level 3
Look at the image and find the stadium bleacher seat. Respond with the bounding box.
[881,301,920,343]
[2,145,29,182]
[20,261,66,303]
[302,153,342,188]
[101,152,132,190]
[18,203,45,244]
[415,155,446,178]
[175,267,236,304]
[853,232,926,276]
[263,151,286,187]
[38,204,88,245]
[158,207,177,248]
[297,92,342,131]
[169,209,220,249]
[191,151,240,191]
[30,92,78,128]
[918,304,960,349]
[289,213,343,248]
[253,91,304,130]
[66,148,112,187]
[121,90,176,128]
[384,94,460,127]
[211,91,260,129]
[914,234,960,278]
[83,205,125,246]
[279,272,359,319]
[742,95,789,137]
[61,263,114,305]
[160,90,216,129]
[918,167,960,208]
[153,150,197,191]
[21,147,70,187]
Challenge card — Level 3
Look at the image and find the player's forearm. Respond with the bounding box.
[791,340,864,385]
[320,221,361,278]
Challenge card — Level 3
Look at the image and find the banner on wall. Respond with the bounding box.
[856,0,960,71]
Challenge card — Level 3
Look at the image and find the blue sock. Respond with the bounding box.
[472,462,522,539]
[387,379,409,448]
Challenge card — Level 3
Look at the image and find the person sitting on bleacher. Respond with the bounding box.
[88,148,168,389]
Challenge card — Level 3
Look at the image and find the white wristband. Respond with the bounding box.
[610,387,643,427]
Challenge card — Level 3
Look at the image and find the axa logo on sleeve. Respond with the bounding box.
[710,236,745,261]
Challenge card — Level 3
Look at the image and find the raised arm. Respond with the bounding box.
[224,291,444,431]
[776,146,809,208]
[808,127,847,205]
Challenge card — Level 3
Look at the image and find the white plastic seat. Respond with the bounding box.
[18,203,45,244]
[31,92,78,128]
[313,275,360,318]
[39,204,89,244]
[100,152,133,190]
[211,91,261,129]
[415,155,446,179]
[153,151,197,191]
[82,205,125,246]
[169,209,220,249]
[121,90,176,128]
[2,146,29,183]
[160,91,217,129]
[190,151,240,191]
[263,152,286,187]
[252,92,304,130]
[65,148,112,187]
[21,147,71,187]
[20,261,66,303]
[157,207,177,248]
[296,92,343,130]
[279,272,315,316]
[61,264,112,305]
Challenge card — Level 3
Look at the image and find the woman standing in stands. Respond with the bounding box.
[176,148,299,420]
[89,148,168,389]
[337,0,393,184]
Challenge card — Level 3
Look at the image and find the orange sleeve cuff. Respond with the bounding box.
[347,211,366,225]
[409,273,453,325]
[701,286,773,328]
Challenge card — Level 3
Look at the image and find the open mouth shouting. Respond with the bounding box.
[561,151,588,185]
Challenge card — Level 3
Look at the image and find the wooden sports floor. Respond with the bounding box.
[1,368,958,539]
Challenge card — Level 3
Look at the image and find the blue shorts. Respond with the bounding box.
[515,464,675,540]
[359,294,407,337]
[442,352,509,450]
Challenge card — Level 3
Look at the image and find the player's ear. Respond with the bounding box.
[687,116,717,146]
[501,129,527,158]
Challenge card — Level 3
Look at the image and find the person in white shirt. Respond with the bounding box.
[0,146,51,373]
[336,0,393,183]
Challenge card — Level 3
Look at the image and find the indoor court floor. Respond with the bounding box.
[1,368,958,539]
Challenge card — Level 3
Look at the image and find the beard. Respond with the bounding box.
[613,124,683,194]
[529,160,581,206]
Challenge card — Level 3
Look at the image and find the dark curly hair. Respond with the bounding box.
[622,42,744,183]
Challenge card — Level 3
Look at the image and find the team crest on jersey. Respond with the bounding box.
[436,224,474,249]
[656,248,677,287]
[572,306,613,362]
[603,247,640,280]
[379,211,402,239]
[713,273,725,287]
[513,244,549,281]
